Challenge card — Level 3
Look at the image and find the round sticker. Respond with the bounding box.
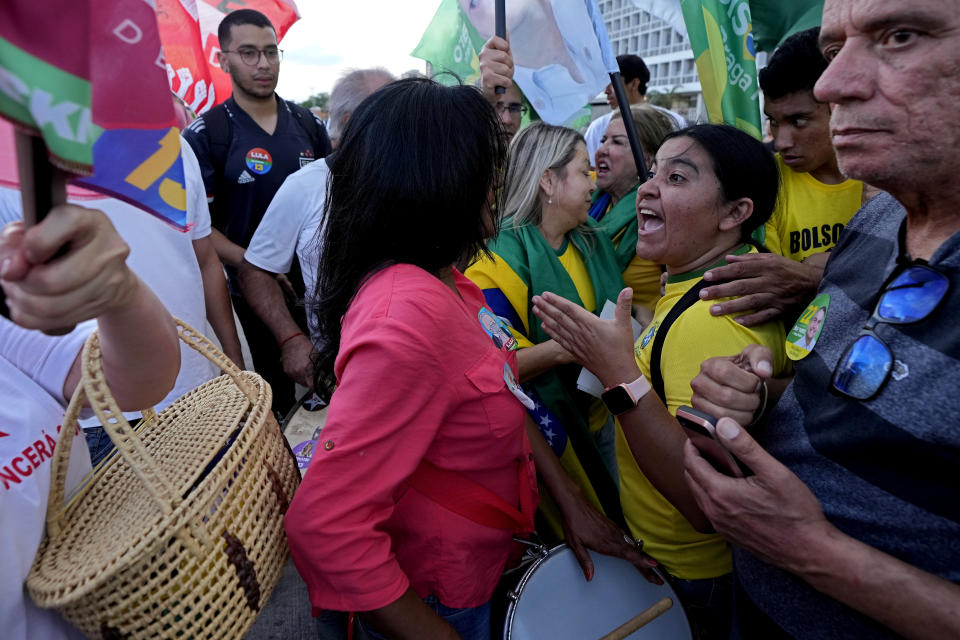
[245,147,273,175]
[786,294,830,360]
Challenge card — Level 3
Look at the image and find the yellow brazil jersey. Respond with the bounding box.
[757,155,863,262]
[618,246,789,579]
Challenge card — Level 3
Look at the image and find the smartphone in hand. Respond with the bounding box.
[676,406,753,478]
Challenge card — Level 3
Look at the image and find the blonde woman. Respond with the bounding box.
[466,122,626,537]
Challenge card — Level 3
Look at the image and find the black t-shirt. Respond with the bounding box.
[183,95,331,249]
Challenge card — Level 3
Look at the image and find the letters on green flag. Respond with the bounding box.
[680,0,761,139]
[411,0,486,86]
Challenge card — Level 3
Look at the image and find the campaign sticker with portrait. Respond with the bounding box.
[504,362,535,410]
[478,307,518,351]
[786,293,830,361]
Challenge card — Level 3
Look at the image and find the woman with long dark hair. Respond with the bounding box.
[284,78,653,640]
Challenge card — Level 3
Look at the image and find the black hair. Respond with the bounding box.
[660,124,779,242]
[218,9,275,49]
[758,27,826,100]
[617,54,650,95]
[311,77,506,395]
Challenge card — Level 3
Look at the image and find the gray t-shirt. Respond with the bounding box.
[736,192,960,638]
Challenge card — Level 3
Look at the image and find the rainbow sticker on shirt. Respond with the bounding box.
[245,147,273,175]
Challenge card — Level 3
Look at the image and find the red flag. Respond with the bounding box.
[0,0,189,228]
[157,0,300,115]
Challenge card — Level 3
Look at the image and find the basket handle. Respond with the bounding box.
[173,319,259,404]
[44,319,260,537]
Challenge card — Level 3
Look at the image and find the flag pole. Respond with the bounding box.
[14,131,66,227]
[584,0,647,178]
[494,0,506,95]
[608,72,648,179]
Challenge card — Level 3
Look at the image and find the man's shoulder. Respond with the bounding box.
[843,191,903,237]
[285,156,331,185]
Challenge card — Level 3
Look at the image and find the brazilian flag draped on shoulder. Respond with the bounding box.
[465,221,627,536]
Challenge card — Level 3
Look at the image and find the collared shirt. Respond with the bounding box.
[286,265,537,611]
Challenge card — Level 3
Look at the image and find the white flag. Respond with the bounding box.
[458,0,611,125]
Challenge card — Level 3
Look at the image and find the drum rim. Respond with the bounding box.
[503,544,570,640]
[501,544,691,640]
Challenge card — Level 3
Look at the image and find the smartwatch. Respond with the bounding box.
[601,374,652,415]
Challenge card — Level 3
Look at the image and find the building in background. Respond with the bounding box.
[597,0,703,123]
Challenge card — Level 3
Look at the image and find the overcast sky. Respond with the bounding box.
[275,1,441,102]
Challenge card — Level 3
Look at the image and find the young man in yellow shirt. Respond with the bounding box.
[699,27,874,326]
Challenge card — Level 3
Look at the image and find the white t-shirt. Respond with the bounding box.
[244,157,330,341]
[584,106,687,166]
[0,321,91,639]
[0,139,219,421]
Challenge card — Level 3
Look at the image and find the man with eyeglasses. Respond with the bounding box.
[183,8,331,417]
[683,0,960,638]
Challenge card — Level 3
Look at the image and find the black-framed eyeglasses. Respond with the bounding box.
[495,103,528,117]
[831,262,949,400]
[223,47,283,66]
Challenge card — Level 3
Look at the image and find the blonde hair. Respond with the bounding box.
[502,122,584,231]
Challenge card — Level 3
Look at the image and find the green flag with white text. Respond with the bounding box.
[680,0,761,138]
[411,0,485,86]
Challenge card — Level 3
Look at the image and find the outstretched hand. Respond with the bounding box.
[699,252,823,326]
[532,287,638,387]
[683,417,831,571]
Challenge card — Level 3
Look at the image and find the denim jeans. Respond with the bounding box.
[84,426,116,466]
[667,572,734,640]
[356,596,491,640]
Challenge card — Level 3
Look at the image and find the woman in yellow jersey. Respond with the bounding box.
[591,104,675,317]
[465,122,628,539]
[533,124,787,639]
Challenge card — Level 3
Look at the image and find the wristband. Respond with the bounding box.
[278,331,305,348]
[601,374,652,415]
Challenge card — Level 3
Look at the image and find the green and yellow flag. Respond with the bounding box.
[411,0,485,86]
[681,0,762,138]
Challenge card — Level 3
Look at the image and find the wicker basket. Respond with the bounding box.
[27,320,300,639]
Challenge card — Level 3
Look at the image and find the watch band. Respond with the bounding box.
[619,374,652,406]
[602,374,652,415]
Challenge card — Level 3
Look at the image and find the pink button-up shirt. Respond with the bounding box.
[286,264,538,612]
